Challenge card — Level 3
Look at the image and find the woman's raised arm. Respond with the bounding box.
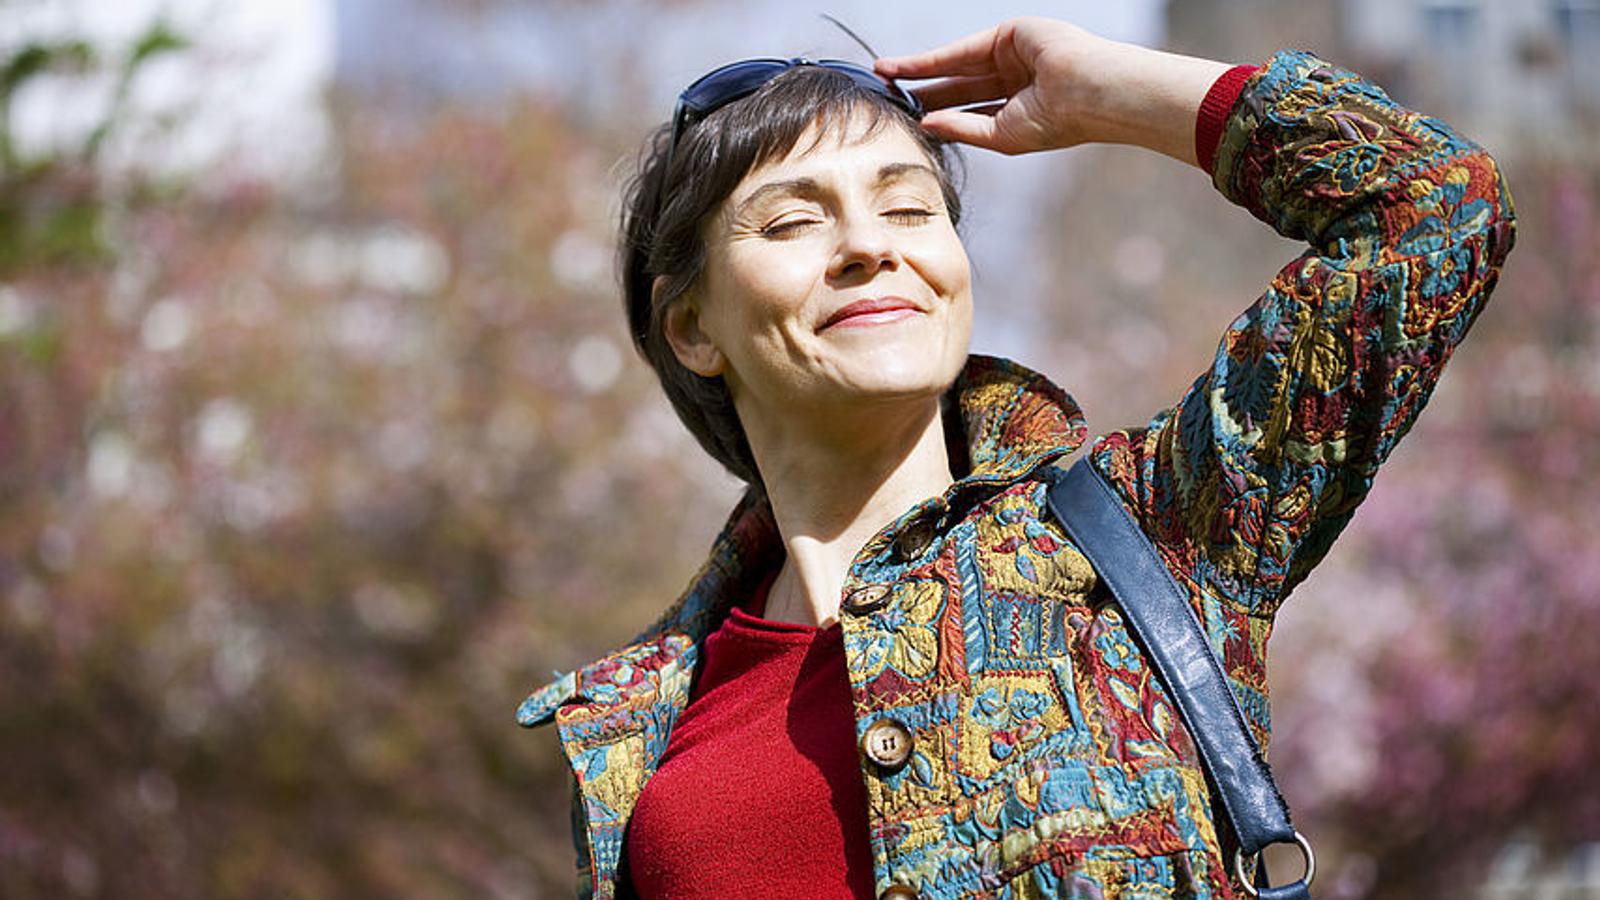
[875,17,1234,166]
[886,19,1518,627]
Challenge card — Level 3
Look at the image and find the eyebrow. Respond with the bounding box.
[732,162,941,219]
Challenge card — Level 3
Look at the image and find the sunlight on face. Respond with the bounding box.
[682,112,974,428]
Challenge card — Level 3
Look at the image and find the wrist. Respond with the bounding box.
[1088,42,1236,168]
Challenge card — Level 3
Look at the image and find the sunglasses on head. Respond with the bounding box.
[654,57,924,216]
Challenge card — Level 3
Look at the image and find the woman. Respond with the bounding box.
[518,16,1516,899]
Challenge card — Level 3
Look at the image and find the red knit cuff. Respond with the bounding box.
[1195,63,1262,177]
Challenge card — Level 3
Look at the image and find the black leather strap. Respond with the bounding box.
[1043,458,1311,899]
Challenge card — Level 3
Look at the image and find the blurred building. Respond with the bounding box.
[1165,0,1600,162]
[1342,0,1600,160]
[1164,0,1342,66]
[333,0,564,104]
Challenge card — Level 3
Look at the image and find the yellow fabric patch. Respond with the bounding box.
[955,671,1075,782]
[976,494,1097,597]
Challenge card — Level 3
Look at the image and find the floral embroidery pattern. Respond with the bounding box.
[848,580,945,681]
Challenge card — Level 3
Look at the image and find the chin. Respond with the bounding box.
[833,343,965,402]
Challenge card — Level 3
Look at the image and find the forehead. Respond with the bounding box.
[730,113,937,199]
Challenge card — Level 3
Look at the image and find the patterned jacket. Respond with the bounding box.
[516,49,1517,898]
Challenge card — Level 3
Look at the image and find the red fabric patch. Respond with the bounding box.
[623,574,875,898]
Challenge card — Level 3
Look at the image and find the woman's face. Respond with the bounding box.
[664,112,973,430]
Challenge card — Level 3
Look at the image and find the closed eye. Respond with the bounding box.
[886,208,935,224]
[761,218,821,238]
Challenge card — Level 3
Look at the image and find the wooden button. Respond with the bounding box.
[894,519,936,561]
[879,887,919,900]
[861,718,914,770]
[841,584,891,615]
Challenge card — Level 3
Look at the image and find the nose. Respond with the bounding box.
[827,212,899,283]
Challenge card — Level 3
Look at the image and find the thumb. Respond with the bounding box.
[920,108,1023,155]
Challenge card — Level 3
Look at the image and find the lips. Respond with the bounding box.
[819,296,924,331]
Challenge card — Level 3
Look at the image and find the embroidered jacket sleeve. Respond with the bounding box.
[1089,50,1517,632]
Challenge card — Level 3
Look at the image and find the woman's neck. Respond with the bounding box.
[740,397,956,627]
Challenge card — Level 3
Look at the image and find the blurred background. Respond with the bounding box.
[1,0,1596,897]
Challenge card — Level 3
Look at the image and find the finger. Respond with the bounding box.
[875,26,1000,80]
[918,108,1024,155]
[910,74,1009,113]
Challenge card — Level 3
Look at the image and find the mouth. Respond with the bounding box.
[819,296,925,331]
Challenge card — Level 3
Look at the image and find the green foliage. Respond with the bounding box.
[0,22,186,276]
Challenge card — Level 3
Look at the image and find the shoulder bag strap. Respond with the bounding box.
[1042,457,1314,900]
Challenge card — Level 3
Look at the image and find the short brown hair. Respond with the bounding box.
[619,65,965,487]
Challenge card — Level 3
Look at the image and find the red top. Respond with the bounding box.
[624,572,875,897]
[619,66,1259,898]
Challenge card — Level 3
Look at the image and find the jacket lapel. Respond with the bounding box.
[518,488,781,897]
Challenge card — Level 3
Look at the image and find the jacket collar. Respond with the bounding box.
[515,353,1086,727]
[949,354,1087,485]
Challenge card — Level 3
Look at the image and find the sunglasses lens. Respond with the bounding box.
[679,59,791,115]
[679,58,919,125]
[658,56,924,217]
[828,62,922,117]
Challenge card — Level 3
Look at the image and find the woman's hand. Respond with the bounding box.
[875,17,1235,167]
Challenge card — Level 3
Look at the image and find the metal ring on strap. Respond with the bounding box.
[1234,831,1316,897]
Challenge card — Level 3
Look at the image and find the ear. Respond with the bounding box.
[656,275,727,378]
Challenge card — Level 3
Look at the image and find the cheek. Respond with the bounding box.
[715,247,820,331]
[925,232,975,365]
[921,229,973,302]
[696,247,821,374]
[747,240,822,292]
